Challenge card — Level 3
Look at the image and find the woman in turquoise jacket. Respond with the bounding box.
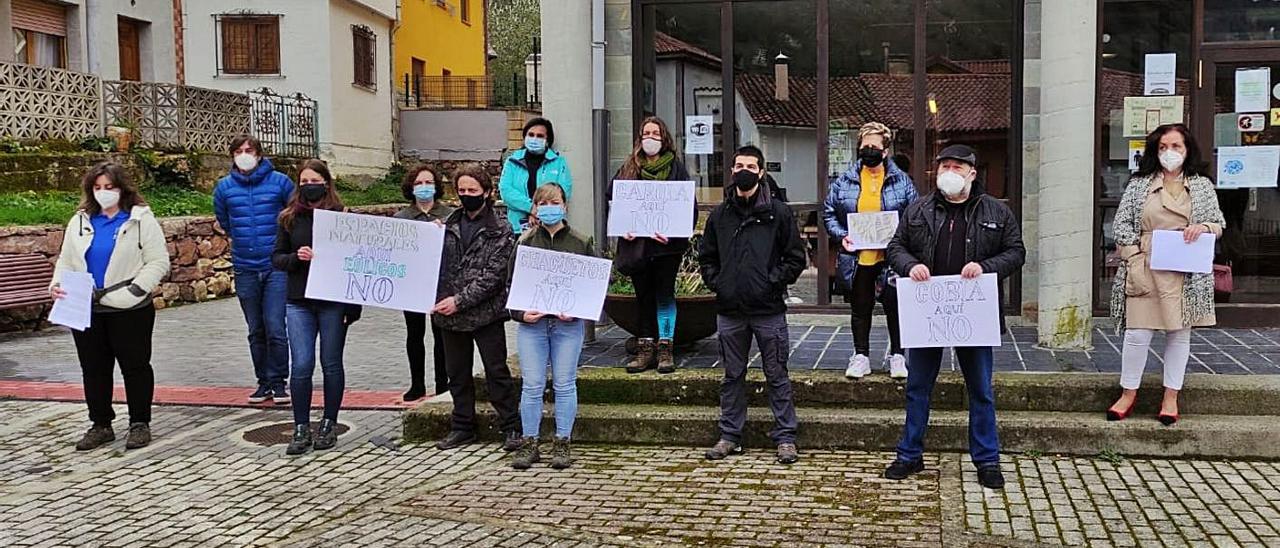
[498,117,572,233]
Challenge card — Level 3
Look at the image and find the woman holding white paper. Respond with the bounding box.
[822,122,917,379]
[507,183,597,470]
[50,161,169,451]
[1108,124,1225,426]
[609,116,692,374]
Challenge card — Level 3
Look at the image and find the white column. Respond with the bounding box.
[539,0,596,236]
[1035,0,1095,350]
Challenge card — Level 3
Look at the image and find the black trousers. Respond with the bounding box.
[404,311,449,394]
[631,254,680,339]
[439,320,519,434]
[70,305,156,426]
[850,262,903,357]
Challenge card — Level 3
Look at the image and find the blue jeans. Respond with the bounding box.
[896,346,999,468]
[235,269,289,390]
[516,318,585,439]
[285,301,347,425]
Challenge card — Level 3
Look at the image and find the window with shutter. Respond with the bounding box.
[218,15,280,75]
[352,25,376,89]
[461,0,471,24]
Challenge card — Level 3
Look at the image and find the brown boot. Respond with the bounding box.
[656,339,676,374]
[625,338,657,373]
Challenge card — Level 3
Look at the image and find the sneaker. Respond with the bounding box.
[313,419,338,450]
[435,431,476,450]
[248,385,272,404]
[776,443,799,465]
[884,459,925,480]
[272,385,291,405]
[704,439,742,460]
[550,437,573,469]
[75,425,115,451]
[124,423,151,449]
[285,425,312,456]
[845,354,871,379]
[511,437,541,470]
[977,466,1006,490]
[502,430,523,452]
[889,354,908,379]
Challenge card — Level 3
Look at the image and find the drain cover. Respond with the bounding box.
[242,422,351,446]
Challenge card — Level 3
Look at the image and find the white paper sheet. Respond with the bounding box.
[505,246,612,321]
[48,271,94,331]
[897,273,1002,349]
[1217,145,1280,189]
[304,209,445,313]
[1150,230,1215,274]
[684,115,714,155]
[1236,67,1271,114]
[1144,53,1176,96]
[845,211,899,250]
[606,180,696,238]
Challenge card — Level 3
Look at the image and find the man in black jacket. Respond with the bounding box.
[699,146,808,465]
[883,144,1025,490]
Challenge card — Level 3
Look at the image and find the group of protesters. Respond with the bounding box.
[48,112,1222,489]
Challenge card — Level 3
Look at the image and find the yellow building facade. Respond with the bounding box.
[394,0,486,83]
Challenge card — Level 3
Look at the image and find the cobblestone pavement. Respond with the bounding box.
[4,400,1280,547]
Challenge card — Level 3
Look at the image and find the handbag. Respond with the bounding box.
[1213,262,1233,302]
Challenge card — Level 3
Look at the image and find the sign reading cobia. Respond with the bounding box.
[897,273,1002,348]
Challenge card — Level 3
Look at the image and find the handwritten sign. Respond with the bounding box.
[305,209,445,313]
[845,211,899,250]
[897,273,1002,348]
[607,180,696,238]
[506,246,612,321]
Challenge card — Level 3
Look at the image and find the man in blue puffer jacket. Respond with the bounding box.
[213,134,296,405]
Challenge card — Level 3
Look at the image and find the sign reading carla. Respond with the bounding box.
[897,273,1002,348]
[506,246,612,321]
[606,180,696,238]
[305,209,445,313]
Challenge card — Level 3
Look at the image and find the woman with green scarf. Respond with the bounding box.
[608,116,694,374]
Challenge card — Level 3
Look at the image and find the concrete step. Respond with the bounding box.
[403,402,1280,459]
[498,368,1280,416]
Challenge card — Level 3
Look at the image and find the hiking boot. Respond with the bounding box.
[625,338,657,374]
[313,419,338,450]
[248,385,272,404]
[704,439,742,460]
[272,385,291,405]
[977,466,1006,490]
[511,437,541,470]
[550,437,573,469]
[436,431,476,451]
[124,423,151,449]
[776,443,799,465]
[884,459,925,480]
[656,339,677,374]
[75,424,115,451]
[285,425,312,456]
[503,430,523,452]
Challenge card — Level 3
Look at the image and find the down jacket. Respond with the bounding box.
[51,206,170,311]
[213,158,295,272]
[823,158,918,293]
[433,205,516,332]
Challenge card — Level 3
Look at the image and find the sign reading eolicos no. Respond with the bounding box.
[506,246,612,321]
[607,180,696,238]
[897,273,1002,348]
[305,209,445,313]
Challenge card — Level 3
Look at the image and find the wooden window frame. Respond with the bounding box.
[216,14,281,76]
[14,28,67,69]
[352,24,377,90]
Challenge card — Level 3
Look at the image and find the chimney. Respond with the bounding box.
[774,52,790,101]
[882,42,891,74]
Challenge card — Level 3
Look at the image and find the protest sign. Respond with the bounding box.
[845,211,900,250]
[607,180,696,238]
[506,245,612,321]
[305,209,445,313]
[897,273,1002,348]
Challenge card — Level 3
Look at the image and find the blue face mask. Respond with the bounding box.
[413,184,436,202]
[524,136,547,154]
[536,204,565,226]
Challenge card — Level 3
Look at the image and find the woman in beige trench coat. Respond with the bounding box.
[1107,124,1225,426]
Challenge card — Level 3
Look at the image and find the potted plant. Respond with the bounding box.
[106,119,136,152]
[603,232,719,351]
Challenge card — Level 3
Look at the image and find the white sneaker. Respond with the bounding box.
[845,354,871,379]
[889,354,908,379]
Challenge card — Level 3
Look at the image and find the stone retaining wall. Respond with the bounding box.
[0,152,307,193]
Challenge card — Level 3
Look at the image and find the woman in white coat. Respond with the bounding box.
[51,161,170,451]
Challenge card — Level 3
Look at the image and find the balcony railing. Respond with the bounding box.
[400,74,539,110]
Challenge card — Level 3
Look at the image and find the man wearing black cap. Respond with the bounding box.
[883,144,1026,490]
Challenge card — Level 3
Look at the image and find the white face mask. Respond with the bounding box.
[94,189,121,210]
[641,137,662,156]
[1159,150,1184,172]
[234,153,259,172]
[936,171,969,197]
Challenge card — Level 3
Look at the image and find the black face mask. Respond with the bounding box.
[300,184,327,203]
[732,169,760,193]
[858,147,885,168]
[459,194,487,212]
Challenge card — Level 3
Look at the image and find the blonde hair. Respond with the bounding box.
[532,182,567,204]
[857,122,893,149]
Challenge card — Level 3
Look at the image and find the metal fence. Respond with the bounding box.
[400,74,539,110]
[248,88,318,158]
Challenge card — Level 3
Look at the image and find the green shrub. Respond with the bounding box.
[0,186,212,226]
[608,232,710,297]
